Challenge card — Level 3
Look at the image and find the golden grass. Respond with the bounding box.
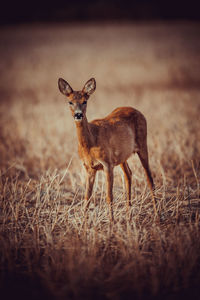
[0,22,200,299]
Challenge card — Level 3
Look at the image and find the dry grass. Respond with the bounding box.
[0,22,200,299]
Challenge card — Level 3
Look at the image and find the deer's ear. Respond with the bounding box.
[82,78,96,96]
[58,78,73,96]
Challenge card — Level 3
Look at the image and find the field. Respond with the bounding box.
[0,22,200,299]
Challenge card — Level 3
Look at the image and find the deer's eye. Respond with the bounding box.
[83,101,87,105]
[69,101,73,105]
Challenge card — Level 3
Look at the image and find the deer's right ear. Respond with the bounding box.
[58,78,73,96]
[82,78,96,96]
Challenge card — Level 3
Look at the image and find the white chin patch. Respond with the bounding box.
[74,117,83,122]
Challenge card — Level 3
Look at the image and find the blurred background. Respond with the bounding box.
[0,0,200,25]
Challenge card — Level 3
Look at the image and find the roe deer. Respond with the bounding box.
[58,78,155,220]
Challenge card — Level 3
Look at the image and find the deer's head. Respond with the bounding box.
[58,78,96,121]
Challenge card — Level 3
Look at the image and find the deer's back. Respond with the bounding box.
[91,107,139,125]
[91,106,146,136]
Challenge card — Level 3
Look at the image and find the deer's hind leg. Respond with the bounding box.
[120,161,132,209]
[137,144,157,214]
[137,146,154,192]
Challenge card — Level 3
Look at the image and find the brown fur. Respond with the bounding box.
[58,78,154,220]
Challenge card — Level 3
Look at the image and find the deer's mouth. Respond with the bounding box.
[74,112,83,121]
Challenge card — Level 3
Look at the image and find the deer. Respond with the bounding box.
[58,77,155,220]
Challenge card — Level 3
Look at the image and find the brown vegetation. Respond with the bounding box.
[0,22,200,299]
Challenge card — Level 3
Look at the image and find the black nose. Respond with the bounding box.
[74,113,83,120]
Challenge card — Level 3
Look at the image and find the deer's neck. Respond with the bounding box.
[75,117,93,152]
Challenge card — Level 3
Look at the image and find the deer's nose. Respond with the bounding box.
[74,112,83,120]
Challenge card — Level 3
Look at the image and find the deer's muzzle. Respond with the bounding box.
[74,112,83,121]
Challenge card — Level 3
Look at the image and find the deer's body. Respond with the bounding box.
[78,107,141,169]
[58,78,154,220]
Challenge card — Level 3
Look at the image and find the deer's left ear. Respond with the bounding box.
[82,78,96,96]
[58,78,73,97]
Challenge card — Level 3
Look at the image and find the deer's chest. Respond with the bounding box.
[78,146,104,171]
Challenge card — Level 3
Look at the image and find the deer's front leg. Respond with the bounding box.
[120,161,132,209]
[104,165,114,221]
[85,168,96,210]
